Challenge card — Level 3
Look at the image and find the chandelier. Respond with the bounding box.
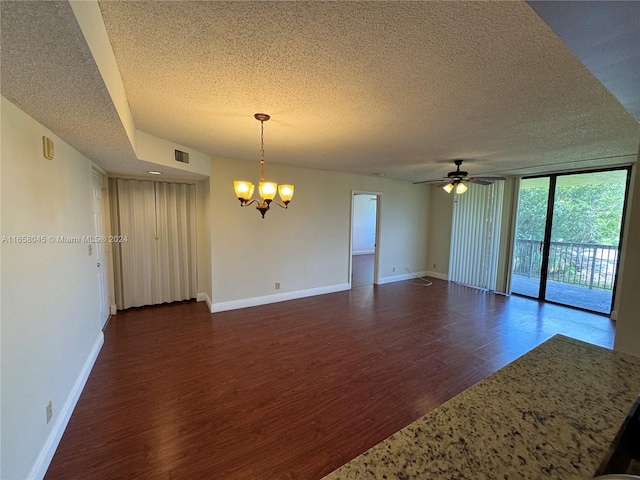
[233,113,294,218]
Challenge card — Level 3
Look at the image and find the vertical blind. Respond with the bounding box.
[449,182,504,290]
[110,178,197,310]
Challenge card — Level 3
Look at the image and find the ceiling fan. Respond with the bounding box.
[414,159,506,194]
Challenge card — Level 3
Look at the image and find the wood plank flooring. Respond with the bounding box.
[45,278,615,480]
[351,254,374,287]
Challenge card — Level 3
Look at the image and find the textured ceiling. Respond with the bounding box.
[528,1,640,123]
[2,1,639,182]
[0,1,204,180]
[0,1,136,170]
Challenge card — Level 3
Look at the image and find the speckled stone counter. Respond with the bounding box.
[323,335,640,480]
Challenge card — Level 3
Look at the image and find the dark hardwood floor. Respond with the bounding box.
[351,253,374,287]
[45,278,615,480]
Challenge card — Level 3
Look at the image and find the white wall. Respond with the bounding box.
[1,97,104,479]
[377,180,430,280]
[426,185,454,278]
[352,194,377,254]
[136,130,211,177]
[196,178,212,308]
[614,151,640,357]
[209,157,430,310]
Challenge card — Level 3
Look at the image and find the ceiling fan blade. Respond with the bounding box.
[415,161,506,185]
[468,178,493,185]
[413,178,448,185]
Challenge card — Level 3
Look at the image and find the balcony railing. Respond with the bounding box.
[512,239,618,291]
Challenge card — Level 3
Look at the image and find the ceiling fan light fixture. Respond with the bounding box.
[415,159,506,192]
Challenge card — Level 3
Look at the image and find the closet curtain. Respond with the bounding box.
[110,178,197,310]
[449,182,504,291]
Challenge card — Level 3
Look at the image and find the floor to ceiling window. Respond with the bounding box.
[511,168,630,314]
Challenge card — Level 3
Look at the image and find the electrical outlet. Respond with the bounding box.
[275,282,280,290]
[46,401,52,423]
[433,263,436,268]
[392,267,396,272]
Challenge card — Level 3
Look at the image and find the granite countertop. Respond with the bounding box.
[322,335,640,480]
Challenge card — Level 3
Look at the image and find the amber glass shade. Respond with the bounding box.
[278,184,294,203]
[234,181,254,200]
[259,181,277,200]
[443,183,454,193]
[456,182,468,194]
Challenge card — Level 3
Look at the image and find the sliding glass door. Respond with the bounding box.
[511,168,629,314]
[511,177,550,298]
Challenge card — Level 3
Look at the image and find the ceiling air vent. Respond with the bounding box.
[174,149,190,165]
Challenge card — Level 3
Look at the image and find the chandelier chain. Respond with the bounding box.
[260,120,265,181]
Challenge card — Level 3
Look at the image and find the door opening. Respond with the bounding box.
[351,193,379,288]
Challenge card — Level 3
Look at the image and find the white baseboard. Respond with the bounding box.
[197,292,212,311]
[29,332,104,480]
[211,283,350,313]
[378,272,413,285]
[378,270,433,285]
[425,270,449,281]
[110,303,117,315]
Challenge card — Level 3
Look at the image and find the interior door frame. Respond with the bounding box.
[518,165,632,314]
[91,168,110,329]
[349,190,382,288]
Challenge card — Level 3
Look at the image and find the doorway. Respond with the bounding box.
[92,171,110,329]
[351,192,379,287]
[511,168,630,314]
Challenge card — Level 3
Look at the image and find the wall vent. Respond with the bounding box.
[174,149,190,165]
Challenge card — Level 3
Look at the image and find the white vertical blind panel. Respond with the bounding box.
[155,182,197,304]
[449,182,504,290]
[487,182,504,290]
[116,179,157,308]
